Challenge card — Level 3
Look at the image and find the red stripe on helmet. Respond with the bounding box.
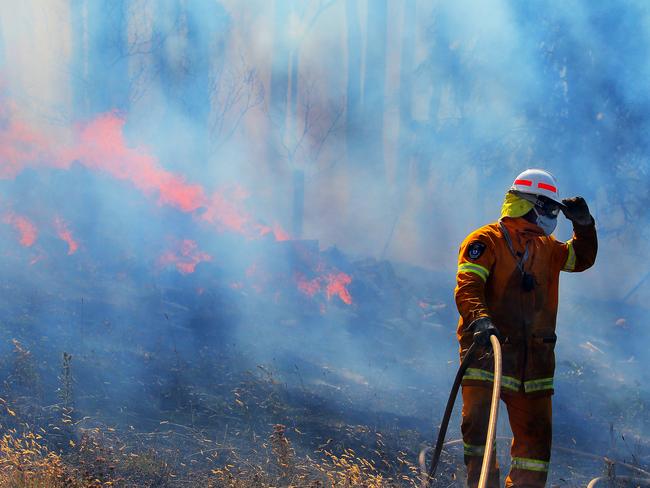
[538,182,557,193]
[514,179,533,186]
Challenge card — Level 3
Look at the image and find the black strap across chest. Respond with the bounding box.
[498,220,529,275]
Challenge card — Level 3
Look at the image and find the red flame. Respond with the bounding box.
[325,272,353,305]
[70,114,290,240]
[296,271,353,305]
[200,190,251,234]
[271,224,290,241]
[67,113,209,212]
[297,276,321,297]
[0,102,55,179]
[159,239,213,275]
[0,104,289,241]
[3,211,37,246]
[54,217,79,255]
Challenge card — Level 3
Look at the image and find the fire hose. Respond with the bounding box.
[586,476,650,487]
[419,335,650,488]
[420,335,501,488]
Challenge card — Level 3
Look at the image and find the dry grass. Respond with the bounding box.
[0,428,83,488]
[0,338,427,487]
[0,336,646,487]
[208,422,420,487]
[0,418,422,488]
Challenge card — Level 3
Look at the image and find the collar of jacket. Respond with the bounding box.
[499,216,545,239]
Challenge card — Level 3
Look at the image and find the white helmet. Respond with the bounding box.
[510,168,561,204]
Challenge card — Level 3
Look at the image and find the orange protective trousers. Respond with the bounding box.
[461,386,552,488]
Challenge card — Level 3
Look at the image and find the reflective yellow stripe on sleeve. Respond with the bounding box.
[511,457,549,472]
[562,240,576,272]
[458,262,490,282]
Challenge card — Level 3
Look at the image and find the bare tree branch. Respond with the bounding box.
[209,51,265,149]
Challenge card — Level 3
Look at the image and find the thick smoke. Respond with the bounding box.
[0,0,649,482]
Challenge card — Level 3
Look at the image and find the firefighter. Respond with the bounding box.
[455,169,597,488]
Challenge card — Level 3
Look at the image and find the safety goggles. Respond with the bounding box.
[513,191,564,218]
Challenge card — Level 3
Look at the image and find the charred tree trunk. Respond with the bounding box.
[71,0,130,118]
[70,0,85,116]
[270,0,307,238]
[291,169,305,238]
[362,0,388,181]
[268,0,294,234]
[0,16,5,69]
[183,0,227,165]
[152,0,227,172]
[269,0,293,152]
[345,0,363,168]
[397,0,416,192]
[382,0,416,259]
[289,35,304,238]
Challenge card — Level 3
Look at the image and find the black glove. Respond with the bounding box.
[470,317,501,347]
[561,196,592,225]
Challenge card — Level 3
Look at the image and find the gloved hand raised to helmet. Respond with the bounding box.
[470,317,501,347]
[561,196,592,226]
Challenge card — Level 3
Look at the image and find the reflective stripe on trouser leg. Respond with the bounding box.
[511,457,549,472]
[503,391,552,488]
[461,386,500,488]
[464,441,496,457]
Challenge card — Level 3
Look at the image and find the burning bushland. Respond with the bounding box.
[1,221,649,487]
[2,1,650,486]
[0,122,649,487]
[0,164,455,486]
[0,288,434,488]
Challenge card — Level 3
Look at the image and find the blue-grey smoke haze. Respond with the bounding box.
[0,0,649,482]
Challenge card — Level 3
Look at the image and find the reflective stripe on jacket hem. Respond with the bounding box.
[511,456,549,472]
[562,240,576,272]
[458,262,490,282]
[463,368,521,392]
[463,369,554,393]
[524,377,554,393]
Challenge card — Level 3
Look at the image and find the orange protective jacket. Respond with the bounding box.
[455,216,597,395]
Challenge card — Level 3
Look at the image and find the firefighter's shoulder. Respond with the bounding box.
[460,222,500,250]
[458,222,500,264]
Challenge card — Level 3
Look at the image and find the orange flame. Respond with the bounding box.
[70,114,291,240]
[67,113,209,213]
[272,224,290,241]
[296,276,321,297]
[325,272,353,305]
[159,239,213,275]
[0,101,55,179]
[3,211,37,246]
[0,104,289,241]
[54,217,79,255]
[296,271,353,305]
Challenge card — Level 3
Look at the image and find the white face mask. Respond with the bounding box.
[534,208,557,236]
